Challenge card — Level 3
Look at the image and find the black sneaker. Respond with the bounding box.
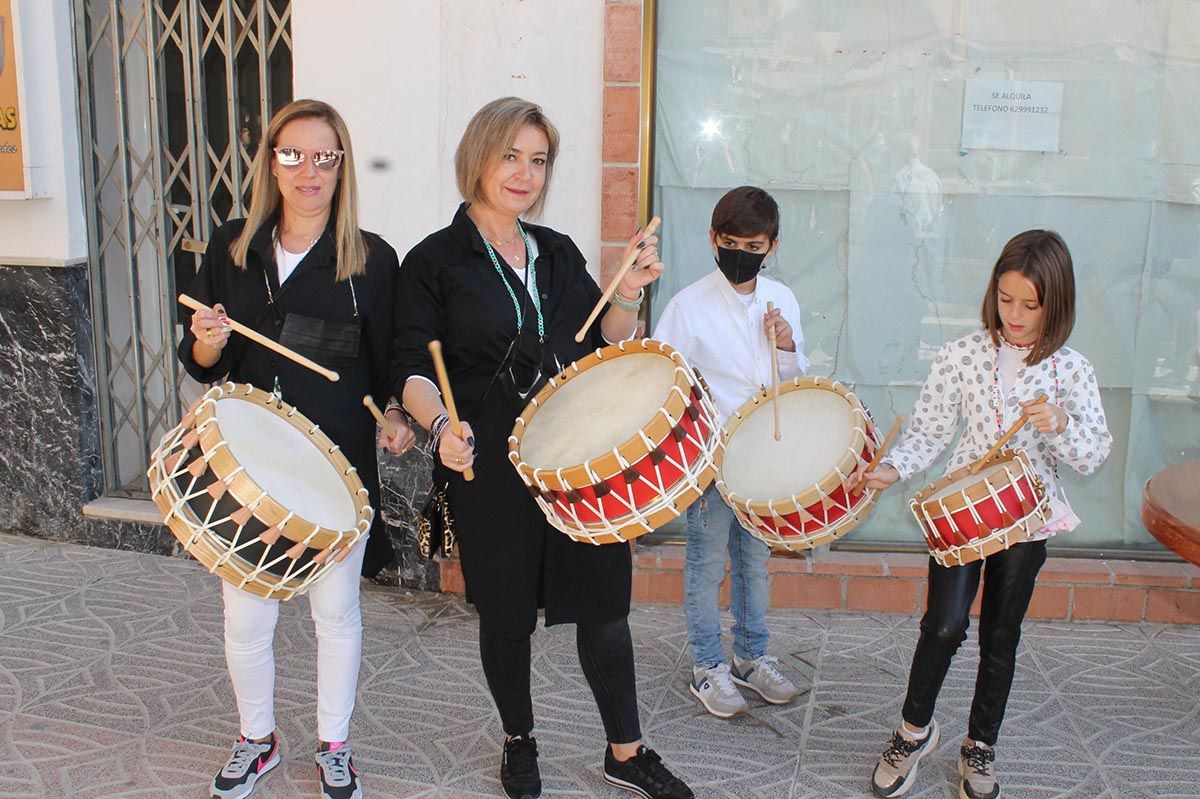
[210,735,280,799]
[314,743,362,799]
[603,745,694,799]
[500,735,541,799]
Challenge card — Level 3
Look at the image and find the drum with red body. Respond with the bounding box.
[717,376,881,552]
[909,449,1049,568]
[507,339,724,545]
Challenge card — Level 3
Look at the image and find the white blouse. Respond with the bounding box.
[884,329,1113,541]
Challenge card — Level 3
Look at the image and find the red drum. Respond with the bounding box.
[716,377,881,552]
[508,339,724,545]
[909,449,1049,567]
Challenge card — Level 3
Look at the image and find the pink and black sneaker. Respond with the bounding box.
[210,734,280,799]
[315,741,363,799]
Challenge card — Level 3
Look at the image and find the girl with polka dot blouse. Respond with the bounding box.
[854,230,1112,799]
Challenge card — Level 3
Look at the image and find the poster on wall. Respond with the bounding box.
[961,79,1063,153]
[0,0,25,193]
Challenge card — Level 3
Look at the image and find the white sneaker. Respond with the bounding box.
[689,662,748,718]
[731,654,800,704]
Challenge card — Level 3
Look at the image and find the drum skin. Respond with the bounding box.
[1143,460,1200,567]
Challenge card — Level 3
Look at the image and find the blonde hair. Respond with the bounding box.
[455,97,560,219]
[231,99,368,281]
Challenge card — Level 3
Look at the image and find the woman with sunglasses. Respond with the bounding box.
[179,99,414,799]
[394,97,693,799]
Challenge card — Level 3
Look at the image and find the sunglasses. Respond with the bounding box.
[272,146,344,171]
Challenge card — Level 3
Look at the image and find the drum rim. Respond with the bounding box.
[507,339,722,492]
[716,376,876,515]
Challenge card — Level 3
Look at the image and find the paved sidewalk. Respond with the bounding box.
[0,534,1197,798]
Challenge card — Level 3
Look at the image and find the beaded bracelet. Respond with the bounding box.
[427,412,451,457]
[611,287,644,314]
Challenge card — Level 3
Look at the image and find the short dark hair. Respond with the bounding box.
[711,186,780,241]
[981,229,1076,365]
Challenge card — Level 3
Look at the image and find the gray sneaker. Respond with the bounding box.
[210,736,280,799]
[959,742,999,799]
[870,720,940,797]
[690,662,748,718]
[731,654,800,704]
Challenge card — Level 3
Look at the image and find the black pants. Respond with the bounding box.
[479,617,641,745]
[901,540,1047,746]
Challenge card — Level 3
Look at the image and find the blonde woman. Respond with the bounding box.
[180,99,413,799]
[395,97,692,799]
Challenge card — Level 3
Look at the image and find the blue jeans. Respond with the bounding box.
[684,483,772,668]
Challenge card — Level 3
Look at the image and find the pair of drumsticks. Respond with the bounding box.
[178,295,475,481]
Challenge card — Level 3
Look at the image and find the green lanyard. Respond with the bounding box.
[481,223,545,344]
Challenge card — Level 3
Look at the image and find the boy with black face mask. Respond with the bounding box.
[653,186,809,718]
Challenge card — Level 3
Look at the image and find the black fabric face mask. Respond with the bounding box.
[715,246,768,285]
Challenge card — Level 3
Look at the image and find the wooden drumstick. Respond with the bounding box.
[766,301,781,441]
[428,340,475,482]
[362,395,396,439]
[970,393,1048,475]
[179,294,339,382]
[574,216,662,343]
[855,415,903,493]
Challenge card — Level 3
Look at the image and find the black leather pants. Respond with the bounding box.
[901,540,1047,746]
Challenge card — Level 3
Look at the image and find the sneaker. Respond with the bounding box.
[870,720,940,797]
[315,743,362,799]
[500,735,541,799]
[210,735,280,799]
[689,662,748,718]
[603,745,694,799]
[959,741,999,799]
[731,654,800,704]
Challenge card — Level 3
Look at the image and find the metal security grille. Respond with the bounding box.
[75,0,292,496]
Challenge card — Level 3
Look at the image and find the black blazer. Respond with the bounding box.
[178,214,400,576]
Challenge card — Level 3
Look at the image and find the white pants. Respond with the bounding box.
[221,538,366,743]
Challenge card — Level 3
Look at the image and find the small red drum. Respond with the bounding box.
[909,449,1049,568]
[508,339,724,545]
[148,383,373,599]
[717,376,881,552]
[1142,460,1200,566]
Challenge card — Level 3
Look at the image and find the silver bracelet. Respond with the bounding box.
[610,287,644,313]
[384,398,403,414]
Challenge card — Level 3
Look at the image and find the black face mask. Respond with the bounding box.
[715,246,768,285]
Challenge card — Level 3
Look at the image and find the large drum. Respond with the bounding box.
[508,339,724,545]
[148,382,373,600]
[1142,460,1200,566]
[909,449,1048,568]
[717,376,881,552]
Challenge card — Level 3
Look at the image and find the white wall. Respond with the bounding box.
[0,0,86,265]
[292,0,604,274]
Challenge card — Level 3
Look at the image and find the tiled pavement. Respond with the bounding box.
[1,534,1198,798]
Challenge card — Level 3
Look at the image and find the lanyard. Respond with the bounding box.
[481,223,544,343]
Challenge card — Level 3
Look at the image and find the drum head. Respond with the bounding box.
[520,351,677,470]
[722,388,856,500]
[928,460,1012,505]
[214,396,357,531]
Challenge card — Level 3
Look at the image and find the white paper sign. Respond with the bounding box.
[961,79,1063,152]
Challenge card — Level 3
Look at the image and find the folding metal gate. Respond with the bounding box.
[74,0,292,495]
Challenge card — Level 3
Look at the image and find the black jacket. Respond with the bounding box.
[392,203,630,635]
[178,214,399,576]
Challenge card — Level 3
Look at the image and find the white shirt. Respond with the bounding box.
[274,240,313,284]
[884,329,1112,540]
[653,269,809,423]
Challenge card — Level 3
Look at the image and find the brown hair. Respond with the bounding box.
[981,229,1075,365]
[231,99,367,281]
[711,186,781,241]
[455,97,560,219]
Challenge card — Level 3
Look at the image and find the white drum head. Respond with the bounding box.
[520,352,678,470]
[929,460,1012,503]
[722,388,856,500]
[214,397,357,531]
